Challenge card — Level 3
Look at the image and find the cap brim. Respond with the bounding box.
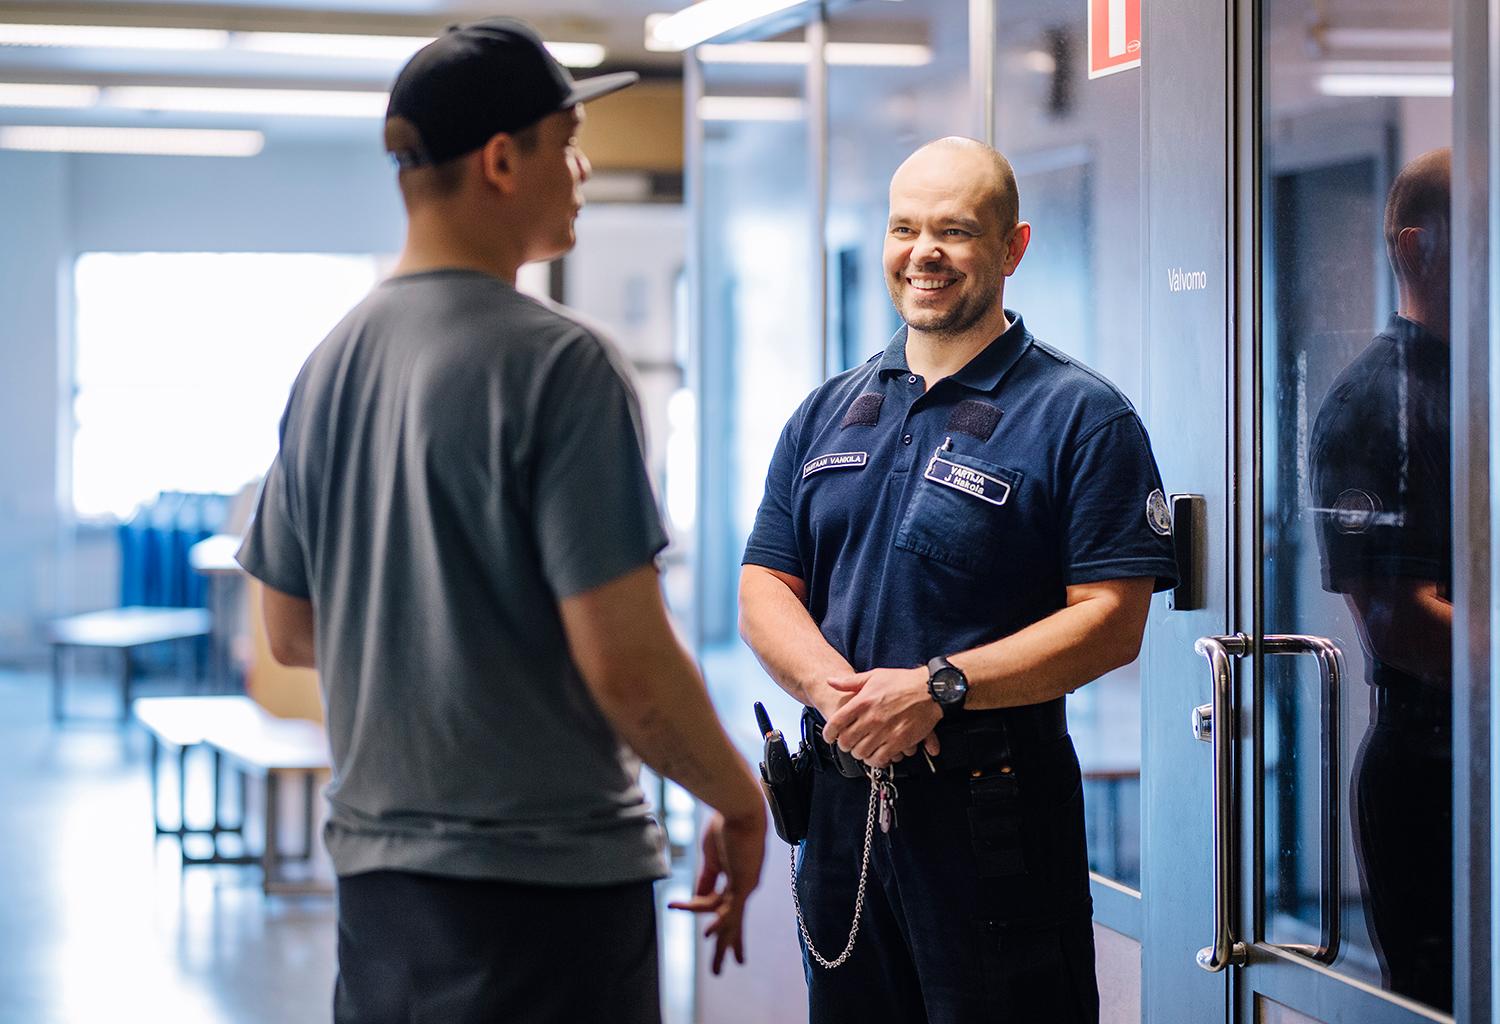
[565,71,640,107]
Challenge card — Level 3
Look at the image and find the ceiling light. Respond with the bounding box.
[648,1,806,52]
[234,31,429,62]
[696,95,805,121]
[695,41,931,65]
[0,23,227,50]
[1319,27,1450,51]
[1317,73,1453,97]
[105,86,389,118]
[0,125,263,157]
[0,83,100,108]
[235,32,605,68]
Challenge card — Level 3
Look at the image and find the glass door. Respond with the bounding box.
[1231,0,1470,1020]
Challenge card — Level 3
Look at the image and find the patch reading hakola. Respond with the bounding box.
[803,452,869,479]
[1146,489,1173,536]
[923,454,1011,506]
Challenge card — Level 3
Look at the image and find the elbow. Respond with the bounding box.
[268,634,315,669]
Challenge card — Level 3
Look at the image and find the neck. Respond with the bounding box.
[1397,287,1450,342]
[394,204,526,284]
[905,303,1012,387]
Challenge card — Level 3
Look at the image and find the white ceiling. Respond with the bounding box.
[0,1,689,146]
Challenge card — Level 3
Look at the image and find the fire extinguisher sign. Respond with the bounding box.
[1088,0,1142,79]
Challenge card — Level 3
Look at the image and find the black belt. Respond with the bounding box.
[804,699,1068,779]
[1372,685,1449,729]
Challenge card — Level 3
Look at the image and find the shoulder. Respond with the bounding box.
[785,356,885,442]
[1311,336,1403,452]
[1016,339,1142,442]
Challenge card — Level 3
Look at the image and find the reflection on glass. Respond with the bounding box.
[1261,0,1452,1010]
[995,0,1144,888]
[1308,149,1452,1011]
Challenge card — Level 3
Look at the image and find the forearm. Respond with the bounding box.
[592,642,764,821]
[951,581,1152,710]
[738,566,853,717]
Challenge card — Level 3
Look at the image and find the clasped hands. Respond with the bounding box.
[819,666,942,769]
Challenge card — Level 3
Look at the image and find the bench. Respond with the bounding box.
[50,607,212,723]
[133,695,331,895]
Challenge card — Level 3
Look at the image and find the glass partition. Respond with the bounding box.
[994,0,1147,890]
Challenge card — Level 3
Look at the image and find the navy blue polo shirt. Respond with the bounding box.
[743,312,1178,674]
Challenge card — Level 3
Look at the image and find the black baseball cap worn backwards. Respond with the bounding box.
[385,17,638,168]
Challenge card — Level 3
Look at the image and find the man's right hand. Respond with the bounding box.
[667,809,767,974]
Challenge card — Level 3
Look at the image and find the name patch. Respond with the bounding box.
[924,454,1011,506]
[803,451,868,479]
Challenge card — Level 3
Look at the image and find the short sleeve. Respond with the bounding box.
[1310,401,1445,592]
[529,332,669,599]
[741,412,805,578]
[236,453,311,598]
[1060,413,1179,592]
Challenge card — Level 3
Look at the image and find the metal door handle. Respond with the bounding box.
[1190,633,1345,973]
[1261,634,1343,965]
[1192,633,1248,972]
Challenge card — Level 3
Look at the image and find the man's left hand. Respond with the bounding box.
[821,667,942,768]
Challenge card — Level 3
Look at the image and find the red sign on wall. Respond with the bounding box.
[1088,0,1141,79]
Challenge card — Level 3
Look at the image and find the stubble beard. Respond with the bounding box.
[890,278,993,338]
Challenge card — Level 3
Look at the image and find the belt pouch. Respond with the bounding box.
[761,734,814,845]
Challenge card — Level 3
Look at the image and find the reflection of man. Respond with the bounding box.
[1309,147,1451,1012]
[739,137,1177,1022]
[237,19,765,1023]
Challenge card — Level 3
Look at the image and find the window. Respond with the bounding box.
[71,252,380,520]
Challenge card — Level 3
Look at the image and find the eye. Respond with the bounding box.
[944,228,971,238]
[890,225,913,236]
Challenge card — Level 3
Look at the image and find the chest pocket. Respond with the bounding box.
[894,448,1022,575]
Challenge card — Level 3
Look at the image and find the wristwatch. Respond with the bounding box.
[926,656,969,717]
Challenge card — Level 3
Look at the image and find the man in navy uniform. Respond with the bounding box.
[739,137,1178,1022]
[1309,147,1452,1012]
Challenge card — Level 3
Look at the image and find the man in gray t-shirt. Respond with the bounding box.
[238,20,764,1024]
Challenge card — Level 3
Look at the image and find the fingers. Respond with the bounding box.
[667,893,725,913]
[922,733,942,757]
[826,672,869,693]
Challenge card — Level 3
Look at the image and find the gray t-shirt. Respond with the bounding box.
[237,269,670,885]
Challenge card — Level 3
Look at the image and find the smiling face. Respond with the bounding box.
[883,141,1027,339]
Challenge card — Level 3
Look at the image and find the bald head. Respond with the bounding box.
[892,137,1020,233]
[1384,147,1450,278]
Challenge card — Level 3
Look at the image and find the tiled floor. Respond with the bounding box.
[0,668,695,1024]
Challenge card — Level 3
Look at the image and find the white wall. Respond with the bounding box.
[0,139,404,662]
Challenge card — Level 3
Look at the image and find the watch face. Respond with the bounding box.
[932,668,966,704]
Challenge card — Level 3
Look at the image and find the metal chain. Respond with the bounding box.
[789,768,881,969]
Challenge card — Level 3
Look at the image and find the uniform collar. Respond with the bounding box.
[877,310,1033,393]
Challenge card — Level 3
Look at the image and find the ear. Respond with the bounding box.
[1395,225,1430,279]
[1003,221,1032,276]
[476,132,523,195]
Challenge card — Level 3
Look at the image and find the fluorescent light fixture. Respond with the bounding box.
[648,0,806,52]
[0,125,263,156]
[695,40,931,65]
[235,32,606,68]
[696,95,805,121]
[0,23,229,50]
[105,85,389,118]
[0,83,100,108]
[234,31,429,62]
[1317,72,1453,97]
[1320,27,1450,51]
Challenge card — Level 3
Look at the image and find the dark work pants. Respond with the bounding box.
[796,734,1099,1024]
[334,870,661,1024]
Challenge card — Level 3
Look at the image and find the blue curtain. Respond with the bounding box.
[117,491,230,609]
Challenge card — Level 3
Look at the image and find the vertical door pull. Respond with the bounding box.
[1192,633,1249,972]
[1191,633,1345,973]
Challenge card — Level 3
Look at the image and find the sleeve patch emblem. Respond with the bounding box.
[1146,489,1173,536]
[1332,488,1381,534]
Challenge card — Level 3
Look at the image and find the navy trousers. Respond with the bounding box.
[334,870,661,1024]
[795,734,1099,1023]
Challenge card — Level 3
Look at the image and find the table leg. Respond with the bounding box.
[263,772,280,895]
[301,771,315,860]
[119,648,134,723]
[51,646,64,724]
